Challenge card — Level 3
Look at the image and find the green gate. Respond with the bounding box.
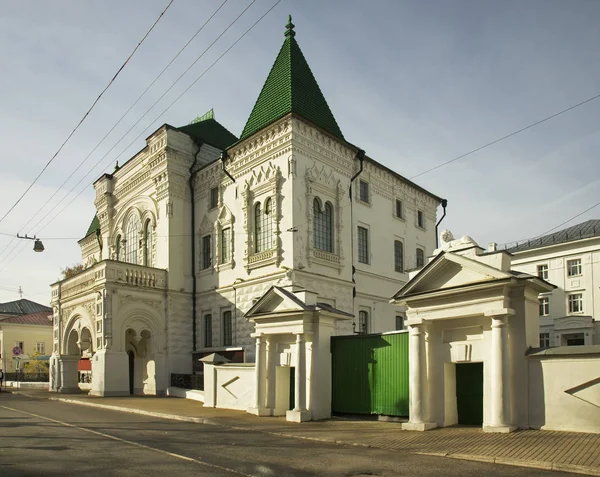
[331,332,409,416]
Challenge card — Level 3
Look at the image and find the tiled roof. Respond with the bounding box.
[0,299,52,316]
[0,310,52,326]
[84,214,100,239]
[508,219,600,253]
[239,16,344,142]
[178,115,238,151]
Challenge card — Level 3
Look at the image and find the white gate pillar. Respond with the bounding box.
[248,334,270,416]
[403,323,437,431]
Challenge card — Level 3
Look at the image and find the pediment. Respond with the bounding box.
[394,252,512,298]
[246,286,308,319]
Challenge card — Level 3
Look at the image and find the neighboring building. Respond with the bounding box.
[509,219,600,347]
[0,298,52,319]
[0,310,53,373]
[50,17,443,396]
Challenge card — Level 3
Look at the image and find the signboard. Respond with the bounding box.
[12,346,22,356]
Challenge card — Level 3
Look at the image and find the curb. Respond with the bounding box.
[10,391,600,476]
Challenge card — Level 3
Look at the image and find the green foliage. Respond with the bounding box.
[61,263,85,279]
[23,351,49,374]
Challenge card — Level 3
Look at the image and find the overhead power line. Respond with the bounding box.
[0,0,175,228]
[0,0,283,273]
[0,0,228,264]
[410,92,600,180]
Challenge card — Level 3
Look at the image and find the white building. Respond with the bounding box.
[49,17,444,397]
[508,219,600,348]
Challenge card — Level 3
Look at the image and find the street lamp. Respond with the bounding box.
[16,234,45,252]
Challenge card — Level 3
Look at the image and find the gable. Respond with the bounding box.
[395,252,511,298]
[246,286,309,318]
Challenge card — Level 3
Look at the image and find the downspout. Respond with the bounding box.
[435,199,448,249]
[189,142,203,352]
[349,149,365,332]
[220,151,236,183]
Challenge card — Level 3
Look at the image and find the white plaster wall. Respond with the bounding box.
[213,365,255,411]
[528,354,600,433]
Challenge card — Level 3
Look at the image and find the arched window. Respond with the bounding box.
[358,310,369,335]
[394,240,404,273]
[125,214,141,264]
[416,247,425,268]
[313,198,333,252]
[255,198,274,253]
[115,235,121,261]
[144,220,153,267]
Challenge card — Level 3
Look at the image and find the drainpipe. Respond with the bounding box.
[220,151,236,183]
[189,143,203,352]
[435,199,448,249]
[349,149,365,332]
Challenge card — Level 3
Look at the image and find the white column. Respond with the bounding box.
[490,315,509,428]
[402,323,436,431]
[265,336,276,411]
[253,335,265,409]
[294,333,306,412]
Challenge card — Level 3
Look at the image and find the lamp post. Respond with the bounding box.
[16,234,44,252]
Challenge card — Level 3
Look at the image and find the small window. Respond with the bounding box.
[540,333,550,348]
[359,180,369,203]
[15,341,24,351]
[221,227,231,264]
[395,199,403,219]
[568,293,583,313]
[567,259,581,277]
[395,315,405,331]
[394,240,404,273]
[115,235,121,261]
[417,210,425,229]
[204,314,213,347]
[222,310,232,346]
[416,248,425,268]
[210,187,219,209]
[201,235,212,269]
[358,310,369,335]
[36,342,45,354]
[539,297,549,316]
[144,220,154,267]
[357,226,369,264]
[537,264,548,280]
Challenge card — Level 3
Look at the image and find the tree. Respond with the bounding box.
[61,263,85,279]
[23,351,49,375]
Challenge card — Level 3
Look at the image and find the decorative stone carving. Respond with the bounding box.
[434,230,478,255]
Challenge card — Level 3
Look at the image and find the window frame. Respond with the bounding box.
[220,227,231,264]
[254,199,274,253]
[416,247,425,268]
[395,199,403,219]
[567,259,582,277]
[537,264,549,280]
[313,197,334,253]
[210,187,219,209]
[203,314,213,348]
[359,180,369,203]
[568,293,583,314]
[394,240,404,273]
[540,333,550,348]
[539,296,550,316]
[125,214,141,264]
[36,342,45,354]
[357,226,369,264]
[395,315,405,331]
[144,219,153,267]
[201,234,212,270]
[417,210,425,229]
[358,310,369,335]
[222,310,233,347]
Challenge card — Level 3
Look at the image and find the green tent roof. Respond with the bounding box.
[85,215,100,238]
[178,111,238,151]
[239,16,344,142]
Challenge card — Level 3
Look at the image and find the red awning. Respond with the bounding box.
[78,359,91,371]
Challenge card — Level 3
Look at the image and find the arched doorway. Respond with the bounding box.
[128,350,135,395]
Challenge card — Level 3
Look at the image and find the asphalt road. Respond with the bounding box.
[0,393,580,477]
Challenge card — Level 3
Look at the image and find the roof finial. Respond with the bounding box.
[114,161,120,172]
[285,14,295,38]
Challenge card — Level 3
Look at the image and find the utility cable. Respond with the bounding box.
[0,0,175,228]
[410,92,600,180]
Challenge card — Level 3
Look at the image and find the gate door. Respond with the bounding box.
[455,362,483,425]
[331,332,409,416]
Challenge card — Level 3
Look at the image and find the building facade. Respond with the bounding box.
[49,17,443,396]
[509,220,600,347]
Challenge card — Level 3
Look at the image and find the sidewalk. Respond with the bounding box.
[10,389,600,476]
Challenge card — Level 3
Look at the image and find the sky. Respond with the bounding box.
[1,0,599,304]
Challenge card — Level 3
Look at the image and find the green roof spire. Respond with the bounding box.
[239,16,344,141]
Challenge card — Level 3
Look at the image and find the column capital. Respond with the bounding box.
[408,324,425,336]
[484,308,515,319]
[294,333,305,343]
